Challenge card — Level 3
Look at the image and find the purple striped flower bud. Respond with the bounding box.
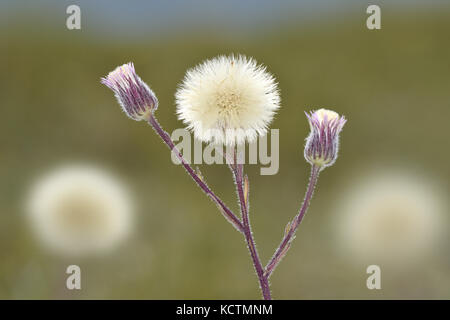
[304,108,346,169]
[101,63,158,121]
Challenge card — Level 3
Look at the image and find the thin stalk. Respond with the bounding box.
[231,160,271,300]
[147,114,244,233]
[265,164,320,278]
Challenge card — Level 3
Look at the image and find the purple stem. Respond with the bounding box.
[265,164,320,278]
[147,114,244,233]
[232,161,272,300]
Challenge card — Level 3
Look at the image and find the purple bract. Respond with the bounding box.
[101,63,158,121]
[304,109,346,169]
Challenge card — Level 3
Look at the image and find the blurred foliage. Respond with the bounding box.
[1,7,449,299]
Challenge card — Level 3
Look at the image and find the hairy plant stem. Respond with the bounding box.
[148,113,320,299]
[265,164,320,278]
[147,114,244,233]
[229,150,271,300]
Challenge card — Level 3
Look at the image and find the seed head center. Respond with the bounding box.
[215,91,242,114]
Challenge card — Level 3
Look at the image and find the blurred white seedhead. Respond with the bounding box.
[27,165,133,256]
[336,169,446,266]
[176,55,281,146]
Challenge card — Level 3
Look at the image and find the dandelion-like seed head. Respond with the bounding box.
[304,108,346,169]
[176,55,281,146]
[336,170,446,267]
[27,165,133,256]
[101,62,158,121]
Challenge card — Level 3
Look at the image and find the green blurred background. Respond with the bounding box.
[1,0,449,299]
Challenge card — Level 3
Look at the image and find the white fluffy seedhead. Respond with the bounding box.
[176,55,281,146]
[27,165,133,256]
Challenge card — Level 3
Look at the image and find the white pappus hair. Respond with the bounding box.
[175,55,281,146]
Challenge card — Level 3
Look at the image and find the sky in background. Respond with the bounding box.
[1,0,449,40]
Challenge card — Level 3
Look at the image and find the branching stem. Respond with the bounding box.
[265,164,320,278]
[147,113,321,299]
[147,114,244,233]
[231,159,271,300]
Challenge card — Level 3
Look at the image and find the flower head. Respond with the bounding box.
[101,62,158,121]
[304,108,346,169]
[27,165,133,256]
[176,55,280,146]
